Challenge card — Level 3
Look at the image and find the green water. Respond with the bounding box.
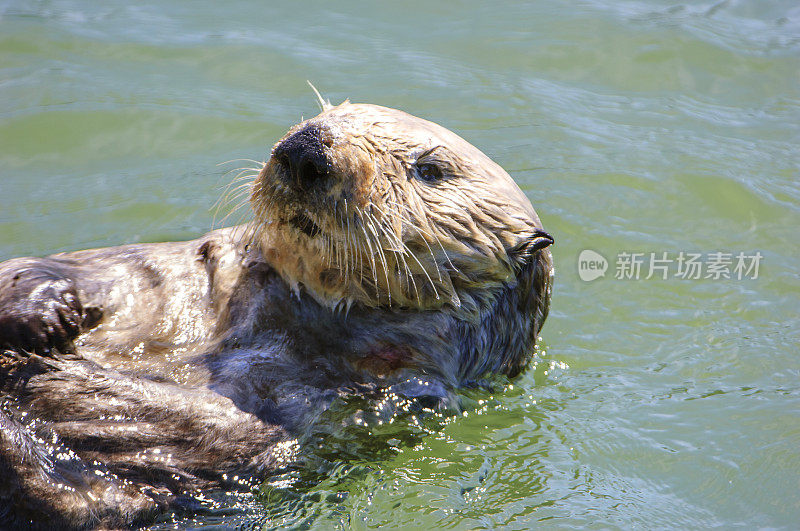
[1,0,799,528]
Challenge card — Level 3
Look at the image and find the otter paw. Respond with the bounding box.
[0,269,84,355]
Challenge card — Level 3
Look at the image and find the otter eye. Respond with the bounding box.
[416,162,443,182]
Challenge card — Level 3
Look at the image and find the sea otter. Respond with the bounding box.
[0,101,553,528]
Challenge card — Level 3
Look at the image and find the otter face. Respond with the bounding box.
[251,103,552,316]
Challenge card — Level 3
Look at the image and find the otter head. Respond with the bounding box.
[251,103,553,376]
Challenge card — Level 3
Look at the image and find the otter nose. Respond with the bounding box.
[272,124,332,189]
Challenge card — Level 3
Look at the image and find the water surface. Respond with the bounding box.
[1,0,799,528]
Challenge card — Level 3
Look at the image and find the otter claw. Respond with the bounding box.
[0,267,83,355]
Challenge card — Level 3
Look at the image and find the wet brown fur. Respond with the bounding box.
[0,103,553,528]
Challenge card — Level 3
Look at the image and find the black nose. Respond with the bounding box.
[272,124,331,189]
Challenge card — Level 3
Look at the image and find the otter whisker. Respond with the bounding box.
[215,170,256,201]
[374,206,426,304]
[382,204,444,284]
[214,170,258,214]
[335,211,343,275]
[386,199,460,275]
[369,218,393,307]
[375,208,440,303]
[328,201,337,269]
[372,203,441,294]
[221,181,256,203]
[246,217,270,248]
[350,204,367,285]
[214,183,256,230]
[344,199,356,287]
[327,205,337,268]
[215,168,261,203]
[244,180,282,248]
[234,219,255,247]
[218,200,252,230]
[323,220,331,266]
[358,217,382,301]
[216,158,265,167]
[340,207,349,282]
[219,166,262,180]
[253,180,281,222]
[306,81,332,112]
[229,203,255,229]
[372,208,414,297]
[395,247,420,303]
[241,221,258,247]
[327,230,335,267]
[356,229,366,285]
[344,206,353,284]
[337,203,350,281]
[215,167,261,197]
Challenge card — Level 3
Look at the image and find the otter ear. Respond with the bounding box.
[508,228,554,271]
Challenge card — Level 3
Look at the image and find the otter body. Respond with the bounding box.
[0,103,553,528]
